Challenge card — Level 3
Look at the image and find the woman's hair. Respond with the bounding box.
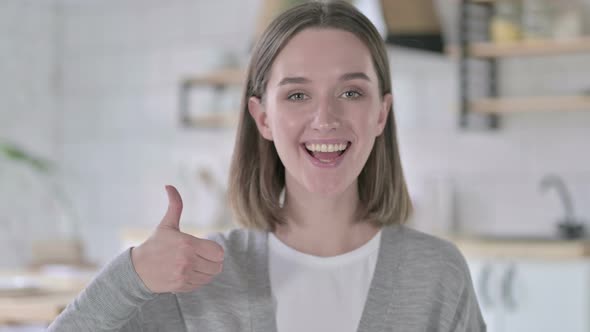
[228,0,412,232]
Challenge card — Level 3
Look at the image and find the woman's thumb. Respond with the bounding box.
[159,185,183,230]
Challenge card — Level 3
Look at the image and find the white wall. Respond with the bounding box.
[0,0,61,268]
[58,0,261,265]
[3,0,589,267]
[389,48,590,237]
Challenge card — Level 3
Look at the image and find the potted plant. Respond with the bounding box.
[0,140,88,269]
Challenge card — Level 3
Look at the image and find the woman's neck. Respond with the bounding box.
[274,177,381,257]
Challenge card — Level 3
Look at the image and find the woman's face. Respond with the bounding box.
[249,28,391,196]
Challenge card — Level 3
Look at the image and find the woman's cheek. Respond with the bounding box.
[276,103,308,125]
[272,108,297,129]
[282,114,303,130]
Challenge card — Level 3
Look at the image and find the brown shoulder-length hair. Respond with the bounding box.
[228,0,412,232]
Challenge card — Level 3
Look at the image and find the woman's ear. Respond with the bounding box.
[376,93,392,136]
[248,96,273,141]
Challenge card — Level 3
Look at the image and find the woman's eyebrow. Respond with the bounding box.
[277,76,310,86]
[277,72,370,87]
[339,72,371,82]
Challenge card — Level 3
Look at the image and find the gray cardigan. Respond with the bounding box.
[48,225,486,331]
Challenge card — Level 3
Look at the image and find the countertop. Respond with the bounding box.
[121,226,590,260]
[3,227,590,325]
[443,233,590,260]
[0,267,95,325]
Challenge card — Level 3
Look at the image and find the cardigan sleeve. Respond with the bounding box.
[47,248,157,332]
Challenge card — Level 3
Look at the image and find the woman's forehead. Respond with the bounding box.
[268,28,376,84]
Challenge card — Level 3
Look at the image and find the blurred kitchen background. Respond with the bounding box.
[1,0,590,331]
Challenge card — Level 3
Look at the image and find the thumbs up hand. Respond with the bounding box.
[131,185,225,294]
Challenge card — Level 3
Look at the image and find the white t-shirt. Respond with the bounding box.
[268,229,382,332]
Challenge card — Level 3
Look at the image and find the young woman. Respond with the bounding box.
[49,1,485,331]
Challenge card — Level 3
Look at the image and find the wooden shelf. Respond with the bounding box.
[180,68,245,129]
[470,95,590,113]
[184,68,246,86]
[446,37,590,58]
[455,1,590,127]
[469,37,590,58]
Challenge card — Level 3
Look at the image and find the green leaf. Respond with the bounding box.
[0,140,53,173]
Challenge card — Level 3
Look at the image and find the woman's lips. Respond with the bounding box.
[300,142,351,168]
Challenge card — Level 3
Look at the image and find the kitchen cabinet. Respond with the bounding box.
[450,235,590,331]
[468,257,590,331]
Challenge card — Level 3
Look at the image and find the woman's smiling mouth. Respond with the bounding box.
[301,141,351,167]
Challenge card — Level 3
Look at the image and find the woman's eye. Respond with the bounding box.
[287,92,307,101]
[341,90,362,99]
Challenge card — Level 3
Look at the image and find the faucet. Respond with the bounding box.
[539,174,585,239]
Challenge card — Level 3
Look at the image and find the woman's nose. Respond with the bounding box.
[310,99,341,131]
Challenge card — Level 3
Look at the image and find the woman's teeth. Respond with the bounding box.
[305,142,348,152]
